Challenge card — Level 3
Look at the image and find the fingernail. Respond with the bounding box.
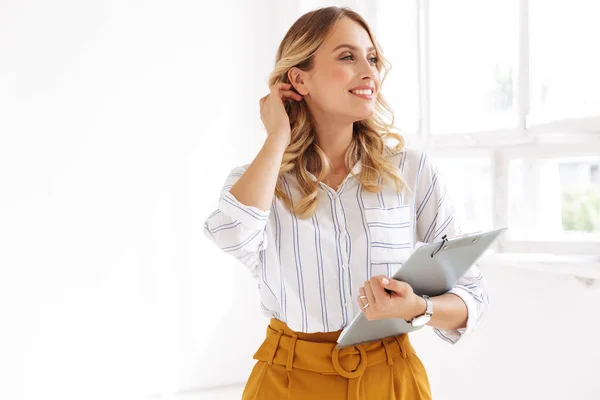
[382,278,389,285]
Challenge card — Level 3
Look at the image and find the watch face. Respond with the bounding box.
[412,315,431,327]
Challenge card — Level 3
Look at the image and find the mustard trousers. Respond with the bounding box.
[242,318,432,400]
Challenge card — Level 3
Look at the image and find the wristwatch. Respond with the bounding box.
[407,295,433,327]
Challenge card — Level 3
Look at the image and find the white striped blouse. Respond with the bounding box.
[203,145,490,344]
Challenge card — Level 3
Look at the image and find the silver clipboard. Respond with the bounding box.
[336,227,507,349]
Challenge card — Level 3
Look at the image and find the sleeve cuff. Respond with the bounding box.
[447,286,478,337]
[432,287,478,344]
[218,191,270,231]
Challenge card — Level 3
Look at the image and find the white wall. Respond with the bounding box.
[0,0,252,398]
[413,259,600,399]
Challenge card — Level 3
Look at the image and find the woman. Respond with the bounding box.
[203,6,489,399]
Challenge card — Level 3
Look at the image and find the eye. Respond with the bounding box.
[341,54,378,65]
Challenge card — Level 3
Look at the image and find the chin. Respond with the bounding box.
[355,108,375,121]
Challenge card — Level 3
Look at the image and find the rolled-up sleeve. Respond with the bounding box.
[414,151,491,344]
[203,165,270,278]
[439,265,490,344]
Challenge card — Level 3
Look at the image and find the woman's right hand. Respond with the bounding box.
[259,82,303,146]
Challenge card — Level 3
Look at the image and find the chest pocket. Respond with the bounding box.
[364,205,412,264]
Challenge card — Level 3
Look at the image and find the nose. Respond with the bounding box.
[356,57,377,83]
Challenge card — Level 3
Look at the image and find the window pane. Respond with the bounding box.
[430,0,519,134]
[529,0,600,123]
[432,155,494,233]
[376,0,419,135]
[508,156,600,240]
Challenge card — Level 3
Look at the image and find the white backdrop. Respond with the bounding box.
[2,1,599,400]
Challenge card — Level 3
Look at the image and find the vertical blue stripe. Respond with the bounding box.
[417,152,427,176]
[282,176,308,331]
[260,250,277,299]
[397,150,407,205]
[272,199,286,321]
[377,175,384,207]
[413,152,427,242]
[356,184,372,280]
[312,212,329,331]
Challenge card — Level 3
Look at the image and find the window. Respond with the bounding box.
[529,0,600,124]
[508,155,600,240]
[432,154,494,234]
[429,0,519,134]
[375,0,419,135]
[377,0,600,255]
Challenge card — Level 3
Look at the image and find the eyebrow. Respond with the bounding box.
[331,44,376,53]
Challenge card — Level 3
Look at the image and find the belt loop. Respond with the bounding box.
[267,329,284,365]
[394,336,407,359]
[286,334,298,371]
[382,339,394,366]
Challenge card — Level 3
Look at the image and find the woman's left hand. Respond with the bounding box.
[358,275,425,321]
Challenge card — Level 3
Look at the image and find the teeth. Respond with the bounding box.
[351,89,373,95]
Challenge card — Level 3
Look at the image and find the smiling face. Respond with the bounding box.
[290,17,381,122]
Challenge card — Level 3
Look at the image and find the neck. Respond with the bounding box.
[313,121,354,172]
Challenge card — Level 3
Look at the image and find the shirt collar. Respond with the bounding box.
[305,159,362,182]
[302,143,400,182]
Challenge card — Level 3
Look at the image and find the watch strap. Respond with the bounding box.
[407,295,433,325]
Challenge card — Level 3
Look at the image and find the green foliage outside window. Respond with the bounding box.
[562,187,600,232]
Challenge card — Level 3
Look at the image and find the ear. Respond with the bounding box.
[287,67,309,96]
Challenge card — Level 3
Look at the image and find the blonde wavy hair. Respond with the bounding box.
[270,6,409,219]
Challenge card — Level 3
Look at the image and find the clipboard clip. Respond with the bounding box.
[431,234,448,258]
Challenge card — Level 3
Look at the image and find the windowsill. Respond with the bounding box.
[478,251,600,280]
